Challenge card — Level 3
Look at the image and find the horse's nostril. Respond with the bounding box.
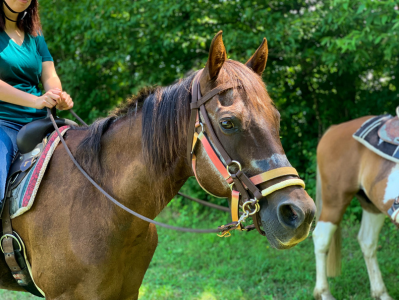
[277,203,305,229]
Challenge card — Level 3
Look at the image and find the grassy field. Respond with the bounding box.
[0,203,397,300]
[138,210,399,300]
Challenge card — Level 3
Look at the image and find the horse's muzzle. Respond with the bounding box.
[259,187,316,249]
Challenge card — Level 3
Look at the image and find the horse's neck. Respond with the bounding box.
[99,114,190,219]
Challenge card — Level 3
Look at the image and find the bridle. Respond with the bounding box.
[187,70,305,236]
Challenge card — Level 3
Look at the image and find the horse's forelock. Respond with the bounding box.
[221,60,272,112]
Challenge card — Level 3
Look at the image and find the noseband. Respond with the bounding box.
[187,70,305,237]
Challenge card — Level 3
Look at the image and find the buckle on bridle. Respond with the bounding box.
[242,199,260,216]
[226,160,242,176]
[217,222,239,237]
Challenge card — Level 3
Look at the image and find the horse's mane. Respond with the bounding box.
[75,60,271,179]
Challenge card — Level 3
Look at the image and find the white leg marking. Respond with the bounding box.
[392,209,399,224]
[313,221,337,300]
[358,210,393,300]
[383,164,399,203]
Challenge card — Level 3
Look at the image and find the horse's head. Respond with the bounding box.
[192,32,316,249]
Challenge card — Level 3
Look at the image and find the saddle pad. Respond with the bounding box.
[9,126,70,219]
[353,115,399,164]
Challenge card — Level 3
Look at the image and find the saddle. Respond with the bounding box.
[378,107,399,146]
[1,109,77,298]
[6,108,77,191]
[17,108,77,154]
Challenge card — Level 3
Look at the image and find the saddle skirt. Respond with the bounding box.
[7,126,70,218]
[353,115,399,164]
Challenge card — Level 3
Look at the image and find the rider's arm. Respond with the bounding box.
[41,61,62,92]
[0,79,57,109]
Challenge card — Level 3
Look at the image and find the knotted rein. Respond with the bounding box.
[49,70,305,236]
[187,70,305,236]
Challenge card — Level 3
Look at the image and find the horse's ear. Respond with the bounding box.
[245,38,268,76]
[203,31,227,81]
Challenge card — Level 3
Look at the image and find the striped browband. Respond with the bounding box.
[187,70,305,237]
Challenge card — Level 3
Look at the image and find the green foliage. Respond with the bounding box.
[39,1,399,199]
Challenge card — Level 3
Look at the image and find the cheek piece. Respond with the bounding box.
[3,0,28,22]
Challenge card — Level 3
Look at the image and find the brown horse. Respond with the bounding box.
[0,32,315,299]
[313,116,398,300]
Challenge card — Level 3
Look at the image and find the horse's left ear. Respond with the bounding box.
[203,31,227,81]
[245,38,268,76]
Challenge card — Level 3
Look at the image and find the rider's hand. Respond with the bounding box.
[56,90,74,111]
[33,89,61,109]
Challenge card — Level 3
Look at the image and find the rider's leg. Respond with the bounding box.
[0,120,23,202]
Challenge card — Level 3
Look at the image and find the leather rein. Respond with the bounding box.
[49,70,305,237]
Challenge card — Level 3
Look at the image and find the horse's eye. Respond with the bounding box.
[220,120,234,130]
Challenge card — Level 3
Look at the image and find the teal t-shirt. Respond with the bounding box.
[0,31,53,124]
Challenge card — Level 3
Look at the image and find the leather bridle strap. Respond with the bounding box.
[190,83,236,110]
[186,72,234,166]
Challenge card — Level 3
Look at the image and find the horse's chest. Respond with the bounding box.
[383,164,399,203]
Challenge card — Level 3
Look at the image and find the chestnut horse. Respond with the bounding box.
[0,32,315,299]
[313,116,398,300]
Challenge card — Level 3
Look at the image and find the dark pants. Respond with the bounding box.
[0,120,23,202]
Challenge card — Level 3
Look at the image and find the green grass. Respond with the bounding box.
[0,204,397,300]
[137,208,399,300]
[0,290,36,299]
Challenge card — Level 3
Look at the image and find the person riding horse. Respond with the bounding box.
[0,0,74,209]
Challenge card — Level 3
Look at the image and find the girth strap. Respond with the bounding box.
[0,193,45,297]
[1,197,21,273]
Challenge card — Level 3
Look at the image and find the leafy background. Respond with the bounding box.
[41,0,399,200]
[2,0,399,299]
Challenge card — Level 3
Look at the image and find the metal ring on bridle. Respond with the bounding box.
[242,200,260,216]
[199,122,204,133]
[226,160,242,176]
[0,234,22,253]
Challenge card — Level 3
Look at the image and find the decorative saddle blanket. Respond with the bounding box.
[9,126,70,218]
[353,115,399,164]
